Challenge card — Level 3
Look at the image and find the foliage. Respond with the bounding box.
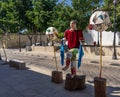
[50,2,73,32]
[25,0,58,34]
[58,32,64,39]
[102,0,120,31]
[71,0,100,30]
[0,0,119,36]
[0,0,18,33]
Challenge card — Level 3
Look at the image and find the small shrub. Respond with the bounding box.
[58,32,64,39]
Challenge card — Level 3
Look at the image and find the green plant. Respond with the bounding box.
[58,32,64,39]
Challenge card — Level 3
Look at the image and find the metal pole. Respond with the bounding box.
[112,2,117,59]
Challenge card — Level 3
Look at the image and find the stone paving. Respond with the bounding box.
[0,49,120,97]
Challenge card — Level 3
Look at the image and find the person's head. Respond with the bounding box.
[70,20,77,30]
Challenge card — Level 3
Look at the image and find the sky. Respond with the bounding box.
[58,0,103,5]
[58,0,71,5]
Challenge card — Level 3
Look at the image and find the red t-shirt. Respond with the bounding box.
[65,29,84,49]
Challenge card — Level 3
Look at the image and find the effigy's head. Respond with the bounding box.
[89,11,111,32]
[46,27,58,41]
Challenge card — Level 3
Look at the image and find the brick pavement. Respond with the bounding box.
[0,62,94,97]
[0,49,120,97]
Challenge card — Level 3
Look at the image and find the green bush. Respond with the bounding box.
[58,32,64,39]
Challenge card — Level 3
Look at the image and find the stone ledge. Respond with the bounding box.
[9,59,26,70]
[31,46,120,56]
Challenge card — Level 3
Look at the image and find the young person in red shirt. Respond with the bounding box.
[62,20,84,77]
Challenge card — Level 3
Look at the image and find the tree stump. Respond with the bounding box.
[76,75,86,90]
[65,73,76,91]
[51,71,63,83]
[65,73,86,91]
[94,77,107,97]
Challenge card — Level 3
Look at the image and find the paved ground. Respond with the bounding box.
[0,48,120,97]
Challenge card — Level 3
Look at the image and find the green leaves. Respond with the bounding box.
[25,0,58,34]
[0,0,18,33]
[71,0,100,30]
[0,0,119,35]
[102,0,120,31]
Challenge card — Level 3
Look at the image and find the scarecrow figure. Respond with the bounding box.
[89,11,111,32]
[62,20,84,77]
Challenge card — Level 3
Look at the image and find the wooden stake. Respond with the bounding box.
[53,43,58,71]
[99,32,102,78]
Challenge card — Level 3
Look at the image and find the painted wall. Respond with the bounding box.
[83,30,120,46]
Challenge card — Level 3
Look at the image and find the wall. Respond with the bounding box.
[32,46,120,56]
[83,30,120,46]
[0,34,47,48]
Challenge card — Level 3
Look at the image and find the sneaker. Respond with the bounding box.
[62,66,69,71]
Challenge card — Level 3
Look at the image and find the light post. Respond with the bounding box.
[112,0,118,59]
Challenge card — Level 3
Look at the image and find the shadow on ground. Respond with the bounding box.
[110,63,120,67]
[0,64,95,97]
[107,86,120,97]
[90,61,99,64]
[86,80,120,97]
[0,63,119,97]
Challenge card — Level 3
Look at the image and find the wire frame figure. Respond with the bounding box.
[89,11,111,78]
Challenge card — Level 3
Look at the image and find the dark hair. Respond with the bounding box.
[70,20,77,24]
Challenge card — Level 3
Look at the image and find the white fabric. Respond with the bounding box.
[46,27,58,41]
[89,11,111,32]
[71,61,76,68]
[66,51,73,59]
[46,27,58,35]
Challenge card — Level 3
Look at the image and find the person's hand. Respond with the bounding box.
[80,40,85,45]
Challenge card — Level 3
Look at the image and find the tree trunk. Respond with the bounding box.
[27,35,33,46]
[33,34,38,45]
[40,33,42,44]
[0,40,7,62]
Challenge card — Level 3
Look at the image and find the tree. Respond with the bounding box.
[102,0,120,31]
[0,0,18,33]
[25,0,58,45]
[71,0,100,30]
[50,2,73,32]
[26,0,58,32]
[51,0,101,32]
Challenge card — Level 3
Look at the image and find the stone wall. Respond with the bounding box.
[0,34,47,48]
[31,46,120,56]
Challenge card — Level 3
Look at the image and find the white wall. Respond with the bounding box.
[83,30,120,46]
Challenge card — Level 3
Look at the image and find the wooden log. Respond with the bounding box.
[51,71,63,83]
[9,59,26,70]
[75,75,86,90]
[94,77,107,97]
[65,73,86,91]
[65,73,76,91]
